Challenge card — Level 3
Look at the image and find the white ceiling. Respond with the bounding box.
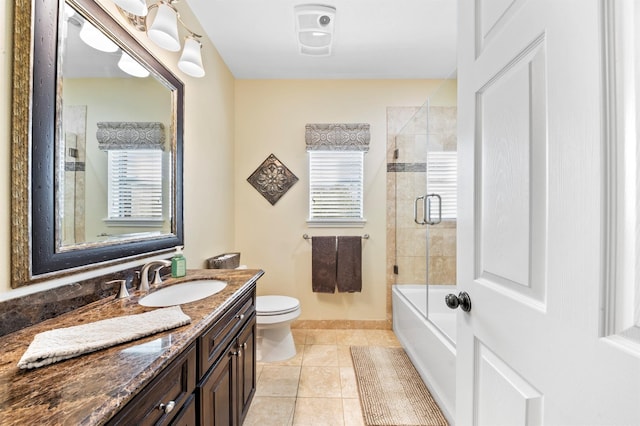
[184,0,457,79]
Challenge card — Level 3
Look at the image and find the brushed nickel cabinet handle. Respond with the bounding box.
[159,400,175,414]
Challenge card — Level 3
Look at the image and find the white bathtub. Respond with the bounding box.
[392,284,456,423]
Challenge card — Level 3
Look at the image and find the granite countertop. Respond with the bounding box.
[0,268,264,426]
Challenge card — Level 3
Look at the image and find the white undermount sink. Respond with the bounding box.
[139,279,227,307]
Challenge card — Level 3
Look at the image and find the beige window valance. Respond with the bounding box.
[305,123,370,152]
[96,122,165,151]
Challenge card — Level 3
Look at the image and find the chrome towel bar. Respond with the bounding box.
[303,234,369,240]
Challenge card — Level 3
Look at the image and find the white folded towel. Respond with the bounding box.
[18,306,191,369]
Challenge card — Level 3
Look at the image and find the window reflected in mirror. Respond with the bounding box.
[58,0,174,249]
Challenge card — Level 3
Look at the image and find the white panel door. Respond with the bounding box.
[457,0,640,424]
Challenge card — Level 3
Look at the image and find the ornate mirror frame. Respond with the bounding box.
[11,0,184,288]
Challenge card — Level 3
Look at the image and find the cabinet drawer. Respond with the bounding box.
[198,288,255,380]
[107,343,197,426]
[170,394,196,426]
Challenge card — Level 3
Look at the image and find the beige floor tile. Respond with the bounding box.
[337,345,354,367]
[255,365,301,397]
[339,366,359,398]
[251,328,424,425]
[244,396,295,426]
[364,329,401,346]
[342,398,365,426]
[305,329,338,345]
[255,364,264,382]
[302,344,339,367]
[293,397,344,426]
[335,329,369,346]
[292,329,307,345]
[297,366,342,398]
[262,344,305,367]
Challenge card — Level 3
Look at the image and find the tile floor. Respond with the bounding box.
[244,328,402,426]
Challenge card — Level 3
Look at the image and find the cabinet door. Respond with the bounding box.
[237,316,256,424]
[199,350,237,426]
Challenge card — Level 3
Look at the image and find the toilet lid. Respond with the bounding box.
[256,295,300,316]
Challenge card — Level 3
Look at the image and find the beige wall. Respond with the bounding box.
[234,80,447,322]
[0,0,236,295]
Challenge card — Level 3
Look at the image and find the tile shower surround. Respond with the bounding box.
[386,106,457,299]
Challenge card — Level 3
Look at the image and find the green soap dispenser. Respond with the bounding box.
[171,246,187,278]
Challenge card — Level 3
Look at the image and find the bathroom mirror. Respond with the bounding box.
[11,0,184,287]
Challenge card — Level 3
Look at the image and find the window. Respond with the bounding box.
[308,150,365,224]
[426,151,457,220]
[106,149,164,225]
[305,123,370,226]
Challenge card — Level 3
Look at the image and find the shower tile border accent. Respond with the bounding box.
[387,162,426,172]
[65,161,86,171]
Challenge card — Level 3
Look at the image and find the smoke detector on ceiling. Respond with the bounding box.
[294,4,336,56]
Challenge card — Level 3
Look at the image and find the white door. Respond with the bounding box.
[457,0,640,424]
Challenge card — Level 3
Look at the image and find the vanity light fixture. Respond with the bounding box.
[79,20,119,53]
[117,51,151,77]
[178,36,206,77]
[112,0,148,17]
[294,4,336,56]
[111,0,206,77]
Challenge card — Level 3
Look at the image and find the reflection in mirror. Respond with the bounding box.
[10,0,184,287]
[59,4,173,248]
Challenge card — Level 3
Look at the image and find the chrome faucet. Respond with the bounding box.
[139,259,172,292]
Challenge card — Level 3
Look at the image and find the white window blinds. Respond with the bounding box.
[308,151,364,221]
[107,150,163,221]
[426,151,457,220]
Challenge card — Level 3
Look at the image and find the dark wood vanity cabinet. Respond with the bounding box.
[106,286,257,426]
[236,318,257,423]
[106,343,197,426]
[198,290,257,425]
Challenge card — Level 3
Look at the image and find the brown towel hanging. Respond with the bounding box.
[336,236,362,293]
[311,236,337,293]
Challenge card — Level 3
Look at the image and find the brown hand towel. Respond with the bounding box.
[312,236,337,293]
[336,236,362,293]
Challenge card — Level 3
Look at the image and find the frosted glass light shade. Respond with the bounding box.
[178,37,205,77]
[147,3,181,51]
[113,0,148,16]
[79,21,119,53]
[63,3,76,19]
[118,52,150,77]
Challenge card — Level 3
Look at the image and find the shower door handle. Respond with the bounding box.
[414,195,427,225]
[425,193,442,225]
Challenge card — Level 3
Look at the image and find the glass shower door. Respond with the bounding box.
[392,100,429,317]
[392,77,457,338]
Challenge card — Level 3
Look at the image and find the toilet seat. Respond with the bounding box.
[256,295,300,316]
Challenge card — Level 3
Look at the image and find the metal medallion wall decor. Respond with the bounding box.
[247,154,299,205]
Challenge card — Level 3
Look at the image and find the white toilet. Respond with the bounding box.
[256,295,301,362]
